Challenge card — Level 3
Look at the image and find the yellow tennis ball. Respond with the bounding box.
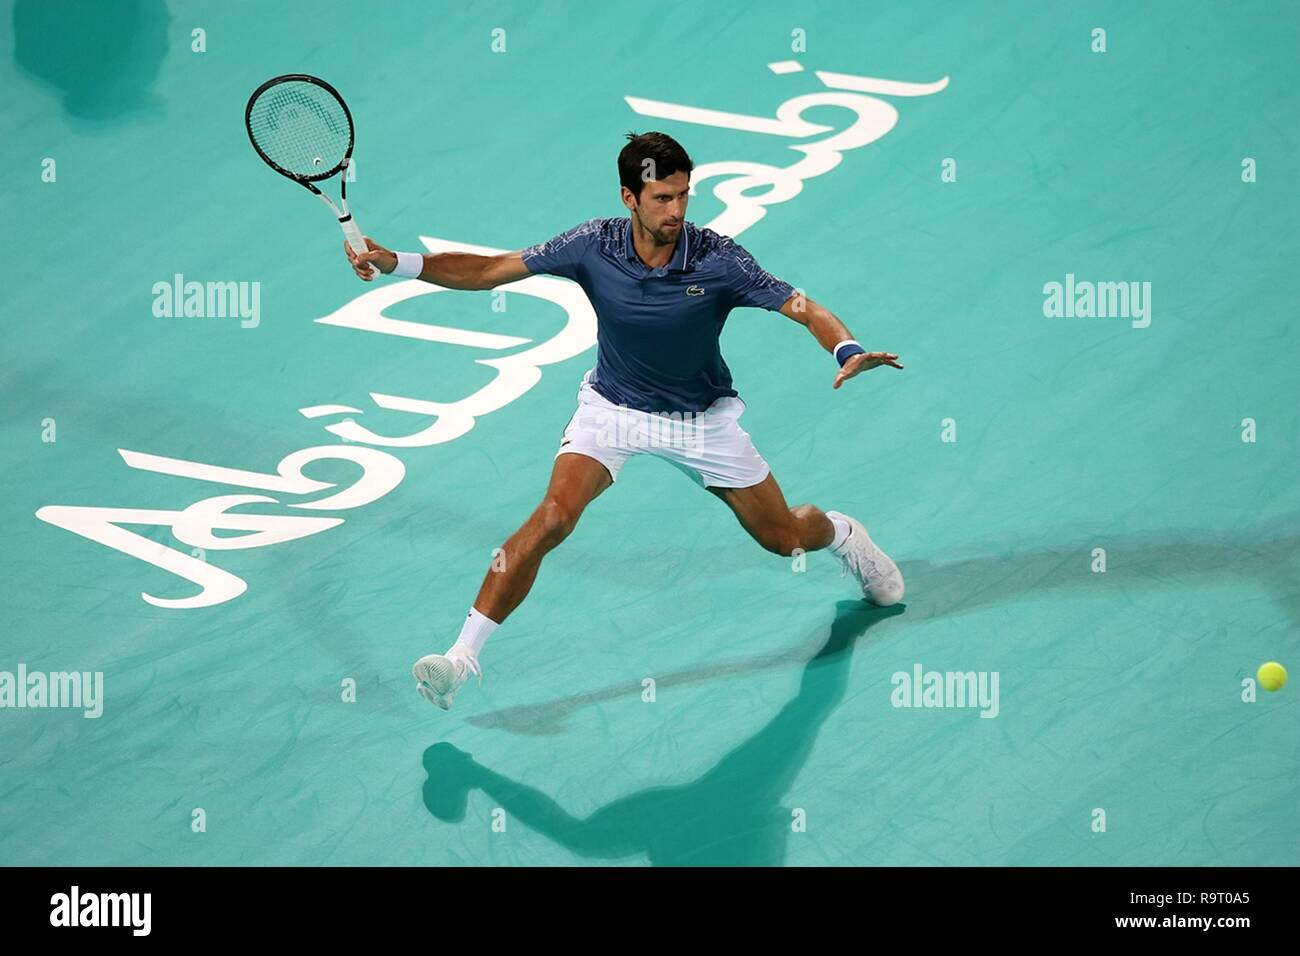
[1257,661,1287,692]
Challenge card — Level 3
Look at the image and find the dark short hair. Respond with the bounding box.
[618,131,694,201]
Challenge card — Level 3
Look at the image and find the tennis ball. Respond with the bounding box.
[1257,661,1287,692]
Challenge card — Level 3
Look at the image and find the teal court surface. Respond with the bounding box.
[2,1,1296,866]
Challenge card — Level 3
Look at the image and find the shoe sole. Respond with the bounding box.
[413,659,455,711]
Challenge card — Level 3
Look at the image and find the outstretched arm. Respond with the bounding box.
[343,238,532,290]
[777,294,903,389]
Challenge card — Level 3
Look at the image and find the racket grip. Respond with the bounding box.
[340,217,380,278]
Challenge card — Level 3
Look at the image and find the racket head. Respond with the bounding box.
[245,74,355,183]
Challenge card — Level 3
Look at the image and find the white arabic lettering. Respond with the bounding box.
[36,67,948,607]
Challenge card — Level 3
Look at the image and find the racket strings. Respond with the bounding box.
[247,81,352,178]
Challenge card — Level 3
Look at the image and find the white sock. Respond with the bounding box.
[828,514,852,554]
[448,607,498,660]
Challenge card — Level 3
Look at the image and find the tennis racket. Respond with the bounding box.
[245,74,378,277]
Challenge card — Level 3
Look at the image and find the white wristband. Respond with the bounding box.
[393,251,424,279]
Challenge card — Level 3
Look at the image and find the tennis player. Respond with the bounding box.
[344,132,905,711]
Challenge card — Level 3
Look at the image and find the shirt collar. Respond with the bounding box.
[624,218,690,273]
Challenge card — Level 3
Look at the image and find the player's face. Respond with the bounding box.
[630,170,690,244]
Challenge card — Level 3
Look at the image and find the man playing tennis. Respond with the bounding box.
[344,132,904,711]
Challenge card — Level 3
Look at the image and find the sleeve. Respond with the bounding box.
[725,239,796,311]
[519,218,601,281]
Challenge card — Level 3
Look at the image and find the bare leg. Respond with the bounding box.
[473,453,613,623]
[707,472,834,556]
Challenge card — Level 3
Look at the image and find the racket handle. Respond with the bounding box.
[340,217,380,278]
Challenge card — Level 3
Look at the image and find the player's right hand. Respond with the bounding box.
[344,237,397,281]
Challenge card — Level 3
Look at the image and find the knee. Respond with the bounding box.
[789,503,823,523]
[534,498,579,546]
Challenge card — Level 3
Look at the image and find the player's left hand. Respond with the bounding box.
[833,351,903,389]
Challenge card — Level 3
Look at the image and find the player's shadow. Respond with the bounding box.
[13,0,169,122]
[419,518,1299,862]
[421,600,902,866]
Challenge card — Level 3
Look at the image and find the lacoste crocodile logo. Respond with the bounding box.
[686,286,706,296]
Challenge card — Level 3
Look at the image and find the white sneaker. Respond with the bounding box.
[412,652,482,711]
[827,511,905,606]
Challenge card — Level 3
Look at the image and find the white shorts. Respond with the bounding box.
[555,370,771,489]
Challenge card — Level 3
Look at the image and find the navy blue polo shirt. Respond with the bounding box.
[520,217,796,413]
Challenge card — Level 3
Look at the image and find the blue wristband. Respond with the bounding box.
[834,340,866,366]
